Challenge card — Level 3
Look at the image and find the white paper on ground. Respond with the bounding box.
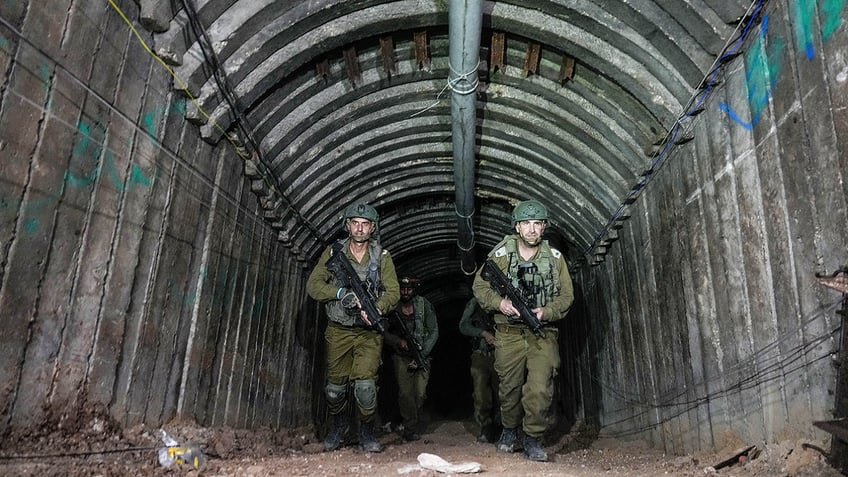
[417,452,482,473]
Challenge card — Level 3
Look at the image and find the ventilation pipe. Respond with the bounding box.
[449,0,482,275]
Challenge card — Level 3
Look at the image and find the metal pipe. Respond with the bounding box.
[448,0,482,275]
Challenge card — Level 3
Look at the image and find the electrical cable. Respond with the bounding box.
[105,0,323,244]
[0,27,275,247]
[0,446,159,460]
[572,297,845,438]
[583,0,768,261]
[579,297,842,408]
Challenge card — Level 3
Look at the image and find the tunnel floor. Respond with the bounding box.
[0,417,840,476]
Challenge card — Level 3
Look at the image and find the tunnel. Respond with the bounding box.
[1,0,847,475]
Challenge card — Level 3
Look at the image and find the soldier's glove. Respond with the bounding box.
[340,290,359,310]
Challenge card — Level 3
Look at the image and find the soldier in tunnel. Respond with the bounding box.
[472,199,574,462]
[306,203,400,453]
[458,296,501,444]
[383,276,439,442]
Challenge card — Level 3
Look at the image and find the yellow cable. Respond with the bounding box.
[106,0,249,161]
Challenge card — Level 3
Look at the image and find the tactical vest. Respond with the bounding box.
[326,238,385,326]
[398,295,435,344]
[490,235,562,308]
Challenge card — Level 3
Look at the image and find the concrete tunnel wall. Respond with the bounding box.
[0,0,847,457]
[570,0,848,454]
[0,0,320,433]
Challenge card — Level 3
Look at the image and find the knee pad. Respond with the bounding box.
[325,382,347,405]
[353,379,377,412]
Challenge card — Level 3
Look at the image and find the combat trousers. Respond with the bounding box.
[469,350,499,429]
[493,325,560,438]
[392,354,430,431]
[325,323,383,420]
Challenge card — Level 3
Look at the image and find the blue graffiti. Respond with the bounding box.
[722,0,845,127]
[720,16,782,129]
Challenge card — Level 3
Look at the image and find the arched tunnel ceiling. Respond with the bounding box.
[147,0,751,305]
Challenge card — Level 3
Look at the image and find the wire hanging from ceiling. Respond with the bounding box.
[582,0,768,264]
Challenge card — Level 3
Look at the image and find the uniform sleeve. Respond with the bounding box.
[306,246,338,302]
[458,299,483,338]
[376,250,400,315]
[472,254,507,313]
[541,255,574,322]
[421,298,439,356]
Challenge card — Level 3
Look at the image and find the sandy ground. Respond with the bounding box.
[0,416,843,476]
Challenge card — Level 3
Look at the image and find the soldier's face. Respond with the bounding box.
[515,220,546,247]
[400,286,415,302]
[347,218,374,242]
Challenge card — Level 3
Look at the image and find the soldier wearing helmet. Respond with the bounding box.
[472,199,574,462]
[307,203,400,453]
[383,276,439,441]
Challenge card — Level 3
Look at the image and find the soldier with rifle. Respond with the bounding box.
[383,276,439,441]
[307,203,399,453]
[472,200,573,462]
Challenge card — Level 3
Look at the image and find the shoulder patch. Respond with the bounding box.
[494,246,507,258]
[551,248,562,259]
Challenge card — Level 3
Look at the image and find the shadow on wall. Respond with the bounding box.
[552,279,602,444]
[297,297,328,433]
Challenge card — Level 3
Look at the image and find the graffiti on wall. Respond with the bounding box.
[720,0,845,129]
[1,94,185,234]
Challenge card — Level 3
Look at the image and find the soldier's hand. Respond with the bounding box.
[532,307,545,322]
[481,330,496,345]
[499,298,518,317]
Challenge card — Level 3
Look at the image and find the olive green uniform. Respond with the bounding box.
[458,297,500,435]
[306,239,399,423]
[384,295,439,433]
[472,235,573,439]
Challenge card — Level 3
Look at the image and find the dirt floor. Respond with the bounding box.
[0,415,843,476]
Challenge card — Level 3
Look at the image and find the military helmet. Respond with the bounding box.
[399,276,420,288]
[343,203,379,223]
[512,200,549,224]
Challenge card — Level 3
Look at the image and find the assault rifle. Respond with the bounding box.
[325,242,386,334]
[391,312,431,372]
[479,259,546,338]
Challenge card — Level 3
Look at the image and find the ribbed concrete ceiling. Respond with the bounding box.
[144,0,751,303]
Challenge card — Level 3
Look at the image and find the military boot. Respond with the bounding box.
[323,413,349,452]
[476,424,495,443]
[497,427,518,453]
[523,435,548,461]
[358,421,383,453]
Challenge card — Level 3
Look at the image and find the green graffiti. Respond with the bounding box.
[171,99,186,115]
[746,30,783,123]
[71,122,92,157]
[24,217,39,235]
[129,164,153,186]
[65,166,99,187]
[0,35,8,52]
[822,0,846,39]
[142,110,159,142]
[103,152,154,191]
[794,0,816,59]
[143,100,187,144]
[68,120,104,186]
[68,120,153,191]
[104,151,124,190]
[39,61,51,97]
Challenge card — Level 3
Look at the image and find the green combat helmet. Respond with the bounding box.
[512,200,548,224]
[344,203,379,223]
